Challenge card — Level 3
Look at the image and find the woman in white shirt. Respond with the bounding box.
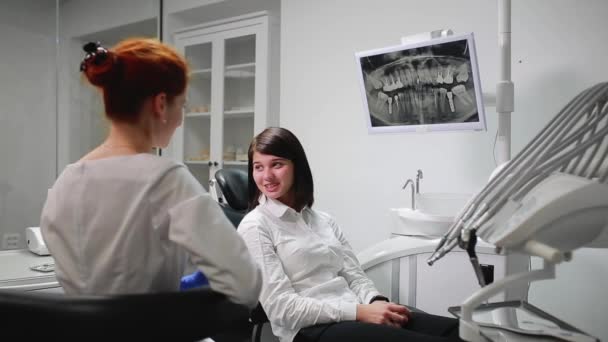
[238,127,462,342]
[40,38,261,309]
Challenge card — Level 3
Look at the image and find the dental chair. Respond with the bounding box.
[214,168,249,227]
[213,168,275,342]
[0,287,250,341]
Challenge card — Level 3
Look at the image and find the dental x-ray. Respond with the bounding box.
[355,32,486,134]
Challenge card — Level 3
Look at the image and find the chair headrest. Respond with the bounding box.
[215,168,249,211]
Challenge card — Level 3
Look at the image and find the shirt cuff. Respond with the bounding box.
[369,295,390,304]
[340,301,358,321]
[364,291,382,304]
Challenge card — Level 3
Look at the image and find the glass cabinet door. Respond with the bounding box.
[183,41,213,188]
[222,34,257,172]
[173,13,270,191]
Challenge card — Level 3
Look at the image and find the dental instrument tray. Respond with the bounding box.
[448,300,599,342]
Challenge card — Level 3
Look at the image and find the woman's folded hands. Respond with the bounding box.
[356,301,412,328]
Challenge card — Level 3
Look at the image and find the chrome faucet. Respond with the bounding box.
[416,169,423,194]
[402,179,416,210]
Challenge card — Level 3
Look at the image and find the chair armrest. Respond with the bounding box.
[249,302,269,324]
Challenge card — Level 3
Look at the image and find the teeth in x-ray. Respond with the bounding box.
[388,97,393,115]
[436,66,444,84]
[399,92,408,114]
[424,67,433,84]
[447,91,455,112]
[397,69,407,88]
[443,66,454,84]
[406,68,416,86]
[409,68,418,86]
[433,88,441,110]
[394,73,404,89]
[397,69,406,87]
[377,91,389,108]
[429,67,438,86]
[452,84,473,106]
[390,74,402,90]
[455,63,470,83]
[416,66,428,84]
[382,77,392,92]
[439,88,448,112]
[394,95,400,111]
[367,73,383,90]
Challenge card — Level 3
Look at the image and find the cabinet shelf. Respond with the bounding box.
[226,62,255,70]
[191,68,212,79]
[225,63,255,78]
[192,68,211,74]
[224,108,254,119]
[224,160,248,166]
[185,160,210,165]
[185,112,211,118]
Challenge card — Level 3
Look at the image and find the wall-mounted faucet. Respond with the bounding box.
[416,169,423,194]
[402,179,416,210]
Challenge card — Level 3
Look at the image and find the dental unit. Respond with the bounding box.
[428,82,608,342]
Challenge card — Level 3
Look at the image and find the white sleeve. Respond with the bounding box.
[328,216,381,304]
[238,217,357,331]
[157,166,262,308]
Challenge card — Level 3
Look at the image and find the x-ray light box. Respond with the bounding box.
[355,32,486,134]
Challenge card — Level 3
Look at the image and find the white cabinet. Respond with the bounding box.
[0,249,61,292]
[170,12,277,190]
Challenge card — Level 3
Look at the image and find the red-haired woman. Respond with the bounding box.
[40,38,261,308]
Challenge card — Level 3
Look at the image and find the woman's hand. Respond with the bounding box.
[356,301,411,327]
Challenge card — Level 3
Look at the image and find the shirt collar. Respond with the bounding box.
[259,194,309,219]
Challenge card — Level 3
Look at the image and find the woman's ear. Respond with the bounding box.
[152,92,168,122]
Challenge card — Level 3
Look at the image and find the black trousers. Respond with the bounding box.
[294,311,463,342]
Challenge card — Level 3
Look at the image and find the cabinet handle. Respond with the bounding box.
[208,161,213,167]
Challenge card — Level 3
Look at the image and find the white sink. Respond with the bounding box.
[391,192,472,237]
[416,192,473,217]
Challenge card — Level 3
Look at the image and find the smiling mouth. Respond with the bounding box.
[264,184,279,192]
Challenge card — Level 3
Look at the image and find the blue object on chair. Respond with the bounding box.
[180,271,209,291]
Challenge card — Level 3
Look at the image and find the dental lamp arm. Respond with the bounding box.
[429,83,608,267]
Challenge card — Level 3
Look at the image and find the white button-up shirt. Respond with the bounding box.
[238,195,381,342]
[41,154,261,308]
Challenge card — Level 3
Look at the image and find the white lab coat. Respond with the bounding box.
[41,153,261,308]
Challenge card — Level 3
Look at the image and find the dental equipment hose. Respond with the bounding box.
[428,82,608,266]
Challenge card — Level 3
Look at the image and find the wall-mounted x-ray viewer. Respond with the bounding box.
[355,32,486,134]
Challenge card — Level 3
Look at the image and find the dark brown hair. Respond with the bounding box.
[81,38,189,124]
[248,127,314,211]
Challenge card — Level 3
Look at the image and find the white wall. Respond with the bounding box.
[56,0,160,171]
[57,0,281,170]
[0,0,57,249]
[280,0,608,339]
[59,0,158,38]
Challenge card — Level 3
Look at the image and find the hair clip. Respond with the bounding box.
[80,41,109,72]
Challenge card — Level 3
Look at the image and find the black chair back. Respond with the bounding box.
[0,287,249,341]
[215,168,249,227]
[215,168,248,211]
